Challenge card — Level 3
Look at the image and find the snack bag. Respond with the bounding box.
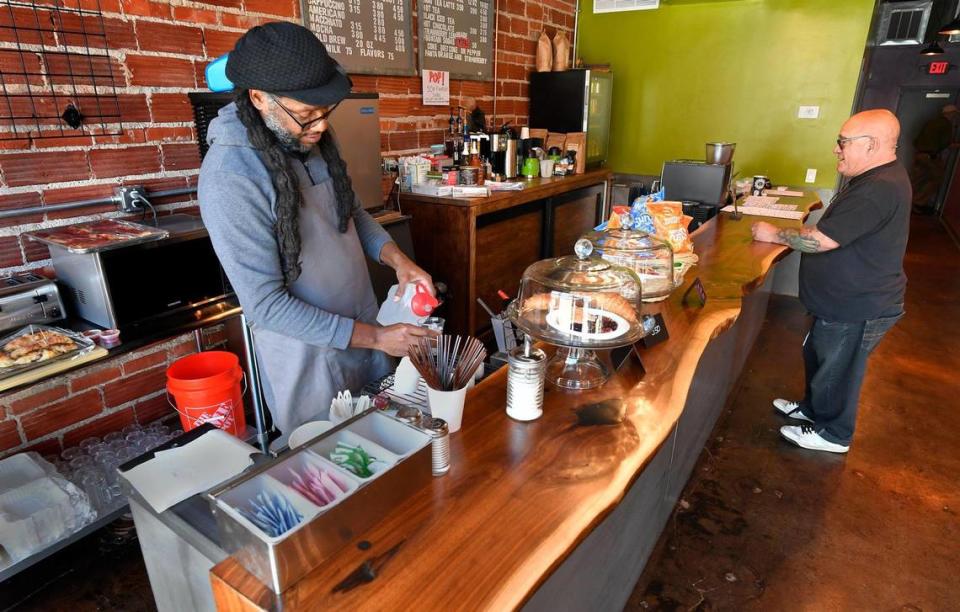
[647,201,693,255]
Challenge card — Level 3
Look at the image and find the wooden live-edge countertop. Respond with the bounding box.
[210,194,823,611]
[400,168,612,216]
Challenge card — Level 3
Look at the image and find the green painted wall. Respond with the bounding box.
[577,0,875,188]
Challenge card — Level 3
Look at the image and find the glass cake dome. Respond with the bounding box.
[506,239,646,389]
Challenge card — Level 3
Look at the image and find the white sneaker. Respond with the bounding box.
[773,398,813,423]
[780,425,849,454]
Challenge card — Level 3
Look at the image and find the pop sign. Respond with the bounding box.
[421,69,450,106]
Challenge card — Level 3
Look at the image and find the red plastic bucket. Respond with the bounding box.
[166,351,246,437]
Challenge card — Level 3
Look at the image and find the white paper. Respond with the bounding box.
[123,430,256,513]
[421,69,450,106]
[721,205,805,220]
[767,187,804,197]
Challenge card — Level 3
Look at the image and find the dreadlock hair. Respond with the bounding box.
[233,89,356,284]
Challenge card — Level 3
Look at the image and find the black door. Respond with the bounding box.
[895,87,959,210]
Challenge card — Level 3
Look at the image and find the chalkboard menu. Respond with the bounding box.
[418,0,494,81]
[301,0,416,76]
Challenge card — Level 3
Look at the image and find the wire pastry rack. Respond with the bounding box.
[0,0,124,141]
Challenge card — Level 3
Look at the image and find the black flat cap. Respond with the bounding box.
[225,22,351,106]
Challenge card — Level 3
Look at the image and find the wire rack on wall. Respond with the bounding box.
[0,0,124,142]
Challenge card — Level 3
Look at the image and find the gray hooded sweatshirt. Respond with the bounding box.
[198,103,393,432]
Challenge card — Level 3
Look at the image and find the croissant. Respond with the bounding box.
[521,291,637,322]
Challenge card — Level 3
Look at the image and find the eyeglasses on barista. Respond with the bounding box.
[836,134,874,149]
[269,94,340,131]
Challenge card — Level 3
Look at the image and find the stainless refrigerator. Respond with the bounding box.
[190,92,383,209]
[528,69,613,168]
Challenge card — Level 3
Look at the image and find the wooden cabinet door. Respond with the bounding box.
[474,202,544,336]
[548,184,605,257]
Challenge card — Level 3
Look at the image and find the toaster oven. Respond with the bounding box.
[47,215,234,339]
[0,273,66,334]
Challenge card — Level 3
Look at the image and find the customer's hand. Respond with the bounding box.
[751,221,779,243]
[375,324,437,357]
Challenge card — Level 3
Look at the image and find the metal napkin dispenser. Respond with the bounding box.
[206,410,433,593]
[0,274,66,334]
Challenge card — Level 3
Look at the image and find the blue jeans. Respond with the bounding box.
[797,308,904,445]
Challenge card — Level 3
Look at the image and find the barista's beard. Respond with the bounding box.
[263,109,312,154]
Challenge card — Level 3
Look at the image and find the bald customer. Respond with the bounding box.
[752,109,910,453]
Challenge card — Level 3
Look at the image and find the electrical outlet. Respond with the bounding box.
[805,169,817,183]
[798,105,820,119]
[114,186,147,212]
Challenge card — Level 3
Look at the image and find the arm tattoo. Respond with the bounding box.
[777,228,821,253]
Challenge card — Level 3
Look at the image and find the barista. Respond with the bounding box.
[198,22,435,434]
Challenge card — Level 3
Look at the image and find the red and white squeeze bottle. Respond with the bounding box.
[376,282,440,326]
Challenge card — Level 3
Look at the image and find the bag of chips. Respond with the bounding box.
[646,201,693,255]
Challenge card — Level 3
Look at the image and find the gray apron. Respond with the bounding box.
[253,153,391,434]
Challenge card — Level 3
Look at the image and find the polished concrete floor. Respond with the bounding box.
[2,217,957,611]
[628,215,960,611]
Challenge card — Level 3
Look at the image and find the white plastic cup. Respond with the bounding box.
[540,159,555,178]
[427,386,468,433]
[393,356,421,395]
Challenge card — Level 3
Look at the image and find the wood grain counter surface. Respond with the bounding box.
[210,194,823,611]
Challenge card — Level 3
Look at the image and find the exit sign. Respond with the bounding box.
[929,61,950,74]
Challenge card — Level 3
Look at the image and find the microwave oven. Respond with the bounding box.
[48,215,234,339]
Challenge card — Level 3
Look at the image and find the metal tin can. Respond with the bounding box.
[422,417,450,476]
[506,346,547,421]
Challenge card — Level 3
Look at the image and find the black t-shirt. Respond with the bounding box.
[799,160,911,322]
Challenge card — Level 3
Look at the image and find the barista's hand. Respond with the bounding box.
[375,323,437,357]
[751,221,779,243]
[380,242,435,299]
[394,262,434,301]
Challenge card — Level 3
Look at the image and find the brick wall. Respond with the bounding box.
[0,0,575,458]
[0,333,197,458]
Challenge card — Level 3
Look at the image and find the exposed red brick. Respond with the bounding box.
[220,12,267,29]
[69,365,123,393]
[92,128,149,147]
[350,75,378,92]
[0,192,43,228]
[103,365,167,408]
[194,0,242,8]
[5,384,69,418]
[136,21,205,55]
[33,136,94,149]
[127,55,196,87]
[42,184,117,220]
[62,407,135,448]
[0,150,90,187]
[162,143,201,171]
[145,126,194,142]
[45,53,125,88]
[150,93,194,122]
[57,13,137,50]
[79,0,122,13]
[376,76,411,95]
[22,237,49,263]
[122,351,167,375]
[244,0,296,16]
[135,393,176,425]
[121,0,172,19]
[0,7,57,46]
[203,28,243,57]
[0,420,22,454]
[21,389,102,441]
[89,146,161,179]
[0,49,44,86]
[389,131,420,151]
[172,6,220,25]
[168,338,198,360]
[0,237,23,269]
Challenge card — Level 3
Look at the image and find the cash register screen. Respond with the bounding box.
[661,161,728,205]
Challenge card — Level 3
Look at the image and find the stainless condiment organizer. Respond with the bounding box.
[205,409,432,593]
